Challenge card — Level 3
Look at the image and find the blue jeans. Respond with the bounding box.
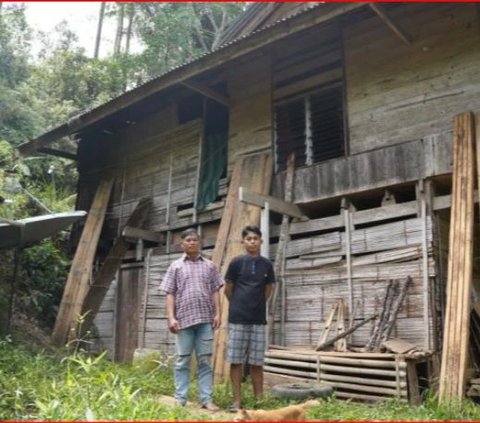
[174,323,214,405]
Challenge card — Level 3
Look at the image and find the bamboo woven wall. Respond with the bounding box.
[270,216,437,350]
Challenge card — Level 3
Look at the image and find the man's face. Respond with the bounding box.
[181,234,200,256]
[242,232,262,255]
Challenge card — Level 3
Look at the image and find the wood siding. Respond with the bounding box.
[227,56,272,166]
[281,135,451,204]
[345,4,480,154]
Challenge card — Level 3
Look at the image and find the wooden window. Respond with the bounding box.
[274,84,345,172]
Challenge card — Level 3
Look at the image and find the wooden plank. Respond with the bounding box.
[52,175,114,346]
[316,302,338,350]
[122,226,162,243]
[181,80,229,107]
[439,112,475,402]
[239,187,305,218]
[213,153,273,382]
[406,361,421,405]
[80,198,152,335]
[382,338,416,354]
[369,3,412,46]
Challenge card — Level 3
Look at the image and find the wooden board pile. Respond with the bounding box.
[438,112,476,402]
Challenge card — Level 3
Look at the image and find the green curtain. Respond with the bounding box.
[196,132,227,210]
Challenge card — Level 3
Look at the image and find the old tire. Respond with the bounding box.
[270,382,333,400]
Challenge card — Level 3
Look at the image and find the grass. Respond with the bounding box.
[1,336,479,421]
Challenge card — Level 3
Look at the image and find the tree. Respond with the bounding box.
[94,2,105,59]
[133,2,245,78]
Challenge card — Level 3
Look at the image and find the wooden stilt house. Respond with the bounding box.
[19,3,480,403]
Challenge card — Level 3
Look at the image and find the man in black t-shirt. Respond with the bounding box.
[224,225,275,411]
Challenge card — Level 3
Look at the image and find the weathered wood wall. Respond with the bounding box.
[270,215,436,350]
[345,4,480,154]
[227,56,272,166]
[287,134,451,204]
[84,4,480,359]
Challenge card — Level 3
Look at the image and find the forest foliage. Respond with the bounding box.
[0,2,245,333]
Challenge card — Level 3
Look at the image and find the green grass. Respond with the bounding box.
[0,336,479,421]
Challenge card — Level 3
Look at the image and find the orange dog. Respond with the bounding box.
[233,399,320,422]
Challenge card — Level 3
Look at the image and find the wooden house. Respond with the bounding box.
[19,3,480,402]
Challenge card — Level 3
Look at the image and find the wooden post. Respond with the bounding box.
[342,198,354,316]
[417,179,431,350]
[439,112,475,402]
[269,153,295,345]
[261,202,270,258]
[52,175,114,346]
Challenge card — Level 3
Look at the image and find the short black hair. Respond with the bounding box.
[241,225,262,239]
[180,228,199,239]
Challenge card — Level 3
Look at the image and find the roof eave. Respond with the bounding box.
[18,2,366,157]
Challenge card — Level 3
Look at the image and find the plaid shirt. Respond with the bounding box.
[160,254,223,329]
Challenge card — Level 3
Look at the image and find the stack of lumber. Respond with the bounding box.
[438,112,475,402]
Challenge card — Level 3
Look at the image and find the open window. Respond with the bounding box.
[274,83,345,172]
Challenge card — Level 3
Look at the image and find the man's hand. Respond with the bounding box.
[168,317,180,334]
[212,313,221,329]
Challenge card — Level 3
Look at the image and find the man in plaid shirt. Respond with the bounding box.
[160,228,223,411]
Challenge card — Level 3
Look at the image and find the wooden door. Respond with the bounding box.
[115,264,144,363]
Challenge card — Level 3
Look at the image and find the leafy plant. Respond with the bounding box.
[1,336,480,421]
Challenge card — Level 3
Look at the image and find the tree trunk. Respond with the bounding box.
[114,3,125,55]
[94,2,105,59]
[125,4,135,55]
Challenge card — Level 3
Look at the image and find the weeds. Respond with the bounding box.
[0,336,479,421]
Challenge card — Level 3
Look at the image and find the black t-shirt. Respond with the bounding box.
[225,254,275,325]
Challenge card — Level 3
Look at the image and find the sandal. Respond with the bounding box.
[229,402,241,412]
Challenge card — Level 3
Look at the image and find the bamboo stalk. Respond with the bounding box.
[326,380,406,396]
[264,366,315,379]
[265,358,317,369]
[319,363,406,378]
[335,391,407,401]
[319,372,407,388]
[265,352,405,369]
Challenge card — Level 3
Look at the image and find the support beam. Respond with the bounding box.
[38,148,78,161]
[369,3,412,46]
[52,175,115,346]
[181,80,229,107]
[239,187,306,219]
[80,198,153,335]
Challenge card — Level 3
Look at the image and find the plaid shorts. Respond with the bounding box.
[226,323,266,366]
